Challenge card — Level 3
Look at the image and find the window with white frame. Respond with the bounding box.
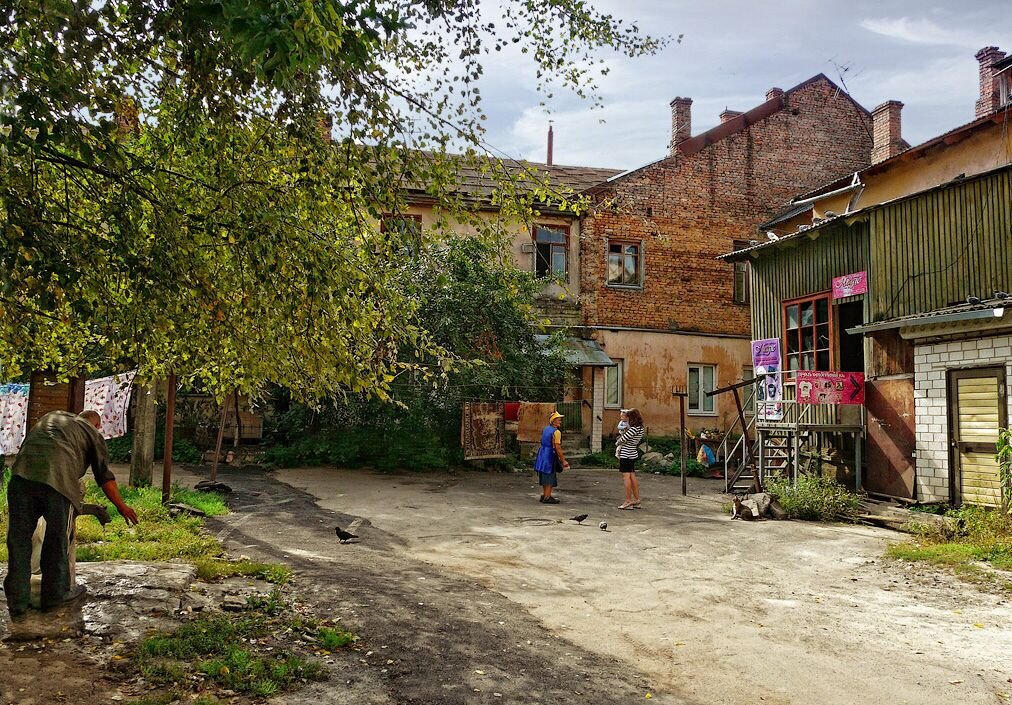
[688,363,716,415]
[605,360,624,408]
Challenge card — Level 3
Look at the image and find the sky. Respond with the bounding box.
[476,0,1012,170]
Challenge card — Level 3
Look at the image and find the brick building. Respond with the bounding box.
[577,74,875,437]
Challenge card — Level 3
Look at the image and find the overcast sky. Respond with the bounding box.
[478,1,1012,169]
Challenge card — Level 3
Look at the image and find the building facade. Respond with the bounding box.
[578,74,874,437]
[724,46,1012,503]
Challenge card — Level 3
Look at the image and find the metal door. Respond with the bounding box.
[948,367,1008,507]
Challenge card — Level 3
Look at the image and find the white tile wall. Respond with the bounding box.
[913,333,1012,502]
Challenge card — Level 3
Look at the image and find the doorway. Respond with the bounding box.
[836,301,864,373]
[948,367,1008,507]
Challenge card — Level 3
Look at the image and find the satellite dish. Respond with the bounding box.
[766,232,779,241]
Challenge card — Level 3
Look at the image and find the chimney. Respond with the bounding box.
[546,122,554,166]
[871,100,904,164]
[975,46,1007,118]
[669,97,692,154]
[719,108,743,124]
[766,87,784,102]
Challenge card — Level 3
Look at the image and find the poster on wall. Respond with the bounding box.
[751,338,784,421]
[832,271,868,299]
[796,371,866,405]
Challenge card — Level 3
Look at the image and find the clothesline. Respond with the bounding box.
[0,371,137,455]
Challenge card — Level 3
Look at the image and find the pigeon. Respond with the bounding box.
[570,514,588,524]
[335,527,359,543]
[599,521,608,531]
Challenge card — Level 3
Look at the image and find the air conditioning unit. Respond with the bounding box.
[520,243,535,254]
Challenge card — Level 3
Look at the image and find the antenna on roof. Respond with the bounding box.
[547,120,554,167]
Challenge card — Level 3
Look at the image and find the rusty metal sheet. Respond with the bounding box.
[864,378,916,498]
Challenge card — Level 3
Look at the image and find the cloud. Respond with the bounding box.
[860,17,988,48]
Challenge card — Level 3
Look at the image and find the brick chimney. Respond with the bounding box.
[719,108,743,123]
[546,122,554,166]
[871,100,904,164]
[765,87,784,102]
[669,97,692,154]
[975,46,1007,118]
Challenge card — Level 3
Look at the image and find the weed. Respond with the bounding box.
[316,626,357,650]
[888,504,1012,592]
[766,474,859,522]
[136,597,334,699]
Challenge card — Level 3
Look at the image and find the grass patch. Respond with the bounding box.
[194,558,292,585]
[135,590,346,699]
[766,474,860,522]
[0,468,287,583]
[888,505,1012,591]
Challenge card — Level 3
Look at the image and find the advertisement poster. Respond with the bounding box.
[796,371,866,405]
[832,271,868,299]
[751,338,784,421]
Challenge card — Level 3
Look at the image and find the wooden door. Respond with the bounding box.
[865,378,916,498]
[949,367,1008,507]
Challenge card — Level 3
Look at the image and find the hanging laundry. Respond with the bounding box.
[84,372,137,439]
[0,383,30,456]
[461,401,507,460]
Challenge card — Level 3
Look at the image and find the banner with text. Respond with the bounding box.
[796,371,866,405]
[832,271,868,300]
[751,338,784,421]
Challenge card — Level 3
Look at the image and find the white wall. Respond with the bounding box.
[913,333,1012,502]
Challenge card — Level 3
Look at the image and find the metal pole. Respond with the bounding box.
[679,394,687,497]
[161,373,176,505]
[855,433,863,493]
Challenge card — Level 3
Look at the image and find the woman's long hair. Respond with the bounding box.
[627,408,644,427]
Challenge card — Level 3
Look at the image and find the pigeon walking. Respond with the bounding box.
[335,527,359,543]
[570,514,588,524]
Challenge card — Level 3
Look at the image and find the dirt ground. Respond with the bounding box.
[246,466,1012,705]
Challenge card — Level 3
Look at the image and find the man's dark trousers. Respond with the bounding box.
[4,475,75,617]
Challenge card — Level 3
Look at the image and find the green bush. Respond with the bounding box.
[103,432,203,464]
[262,428,450,471]
[766,474,859,522]
[579,437,707,476]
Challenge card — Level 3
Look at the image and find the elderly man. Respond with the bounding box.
[4,410,139,620]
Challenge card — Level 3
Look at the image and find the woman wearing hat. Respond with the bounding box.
[533,411,569,504]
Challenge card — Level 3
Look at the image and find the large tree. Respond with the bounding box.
[0,0,664,399]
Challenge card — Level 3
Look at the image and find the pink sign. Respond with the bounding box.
[796,371,865,405]
[832,271,867,299]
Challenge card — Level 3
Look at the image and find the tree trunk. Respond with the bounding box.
[129,381,157,487]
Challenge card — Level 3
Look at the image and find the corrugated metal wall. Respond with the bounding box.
[749,221,871,340]
[870,168,1012,320]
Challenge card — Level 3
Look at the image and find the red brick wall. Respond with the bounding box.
[581,77,873,336]
[27,372,85,429]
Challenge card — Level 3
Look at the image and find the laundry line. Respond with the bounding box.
[0,371,137,456]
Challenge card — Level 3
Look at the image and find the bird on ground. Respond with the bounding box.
[599,521,608,531]
[335,527,359,543]
[570,514,588,524]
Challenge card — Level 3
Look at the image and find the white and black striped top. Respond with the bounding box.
[616,425,645,460]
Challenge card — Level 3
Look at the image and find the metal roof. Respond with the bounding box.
[534,335,616,367]
[847,298,1010,335]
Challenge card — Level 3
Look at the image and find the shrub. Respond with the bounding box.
[766,474,859,522]
[103,432,203,464]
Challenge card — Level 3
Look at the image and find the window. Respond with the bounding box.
[742,366,755,415]
[732,240,750,304]
[733,261,750,304]
[605,360,624,408]
[783,293,832,374]
[534,225,568,278]
[688,363,716,415]
[607,241,642,287]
